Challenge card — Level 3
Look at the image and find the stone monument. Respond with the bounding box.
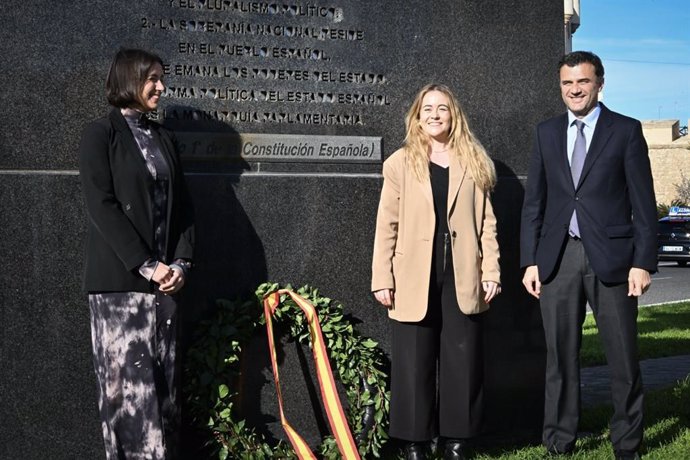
[0,1,563,457]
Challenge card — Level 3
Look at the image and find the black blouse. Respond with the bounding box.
[430,162,451,277]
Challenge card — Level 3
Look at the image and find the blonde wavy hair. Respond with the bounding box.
[403,83,496,192]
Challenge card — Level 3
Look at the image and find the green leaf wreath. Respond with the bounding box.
[185,282,390,459]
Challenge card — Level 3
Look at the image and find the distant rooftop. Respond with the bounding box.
[642,119,689,145]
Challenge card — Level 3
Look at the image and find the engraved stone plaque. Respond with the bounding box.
[140,0,393,172]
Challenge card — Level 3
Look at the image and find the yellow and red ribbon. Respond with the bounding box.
[263,289,361,460]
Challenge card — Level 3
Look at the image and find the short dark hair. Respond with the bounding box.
[105,48,163,109]
[558,51,605,82]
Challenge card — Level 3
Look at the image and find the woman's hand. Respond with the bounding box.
[152,263,185,295]
[373,289,394,308]
[159,267,185,295]
[482,281,501,303]
[152,263,173,285]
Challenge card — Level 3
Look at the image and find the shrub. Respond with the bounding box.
[675,172,690,204]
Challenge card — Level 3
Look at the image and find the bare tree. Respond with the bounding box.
[675,172,690,204]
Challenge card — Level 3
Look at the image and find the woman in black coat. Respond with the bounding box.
[78,48,194,460]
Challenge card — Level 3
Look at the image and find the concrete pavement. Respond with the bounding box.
[581,354,690,407]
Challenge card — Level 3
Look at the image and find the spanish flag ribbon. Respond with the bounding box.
[263,289,361,460]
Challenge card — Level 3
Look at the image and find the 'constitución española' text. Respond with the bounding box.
[174,132,382,163]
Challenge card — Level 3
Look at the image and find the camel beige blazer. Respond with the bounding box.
[371,148,500,322]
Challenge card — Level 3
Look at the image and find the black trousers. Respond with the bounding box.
[540,238,643,453]
[389,253,484,441]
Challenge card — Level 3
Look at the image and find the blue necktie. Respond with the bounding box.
[569,120,586,238]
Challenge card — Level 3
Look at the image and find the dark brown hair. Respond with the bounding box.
[558,51,605,83]
[105,48,163,109]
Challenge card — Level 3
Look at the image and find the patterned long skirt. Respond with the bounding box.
[89,292,179,460]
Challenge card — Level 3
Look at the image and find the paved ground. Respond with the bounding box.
[580,267,690,407]
[581,354,690,407]
[643,261,690,306]
[584,262,690,313]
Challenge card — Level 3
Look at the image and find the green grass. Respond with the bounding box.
[580,301,690,367]
[467,301,690,459]
[466,376,690,460]
[380,301,690,459]
[380,377,690,458]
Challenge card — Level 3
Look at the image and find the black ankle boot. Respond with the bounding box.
[444,439,465,460]
[404,441,427,460]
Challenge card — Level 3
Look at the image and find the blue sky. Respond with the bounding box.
[572,0,690,125]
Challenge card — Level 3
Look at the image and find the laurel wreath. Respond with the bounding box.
[185,283,390,459]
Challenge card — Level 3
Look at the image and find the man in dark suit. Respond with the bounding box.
[520,51,657,460]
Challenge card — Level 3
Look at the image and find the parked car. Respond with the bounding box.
[658,207,690,266]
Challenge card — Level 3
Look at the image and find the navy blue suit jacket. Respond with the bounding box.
[520,104,657,284]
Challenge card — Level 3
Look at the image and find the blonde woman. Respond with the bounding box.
[371,84,500,460]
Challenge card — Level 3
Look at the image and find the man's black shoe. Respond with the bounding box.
[615,450,641,460]
[443,438,465,460]
[545,445,573,456]
[404,441,427,460]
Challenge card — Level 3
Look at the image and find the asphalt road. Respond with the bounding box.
[642,261,690,306]
[582,262,689,313]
